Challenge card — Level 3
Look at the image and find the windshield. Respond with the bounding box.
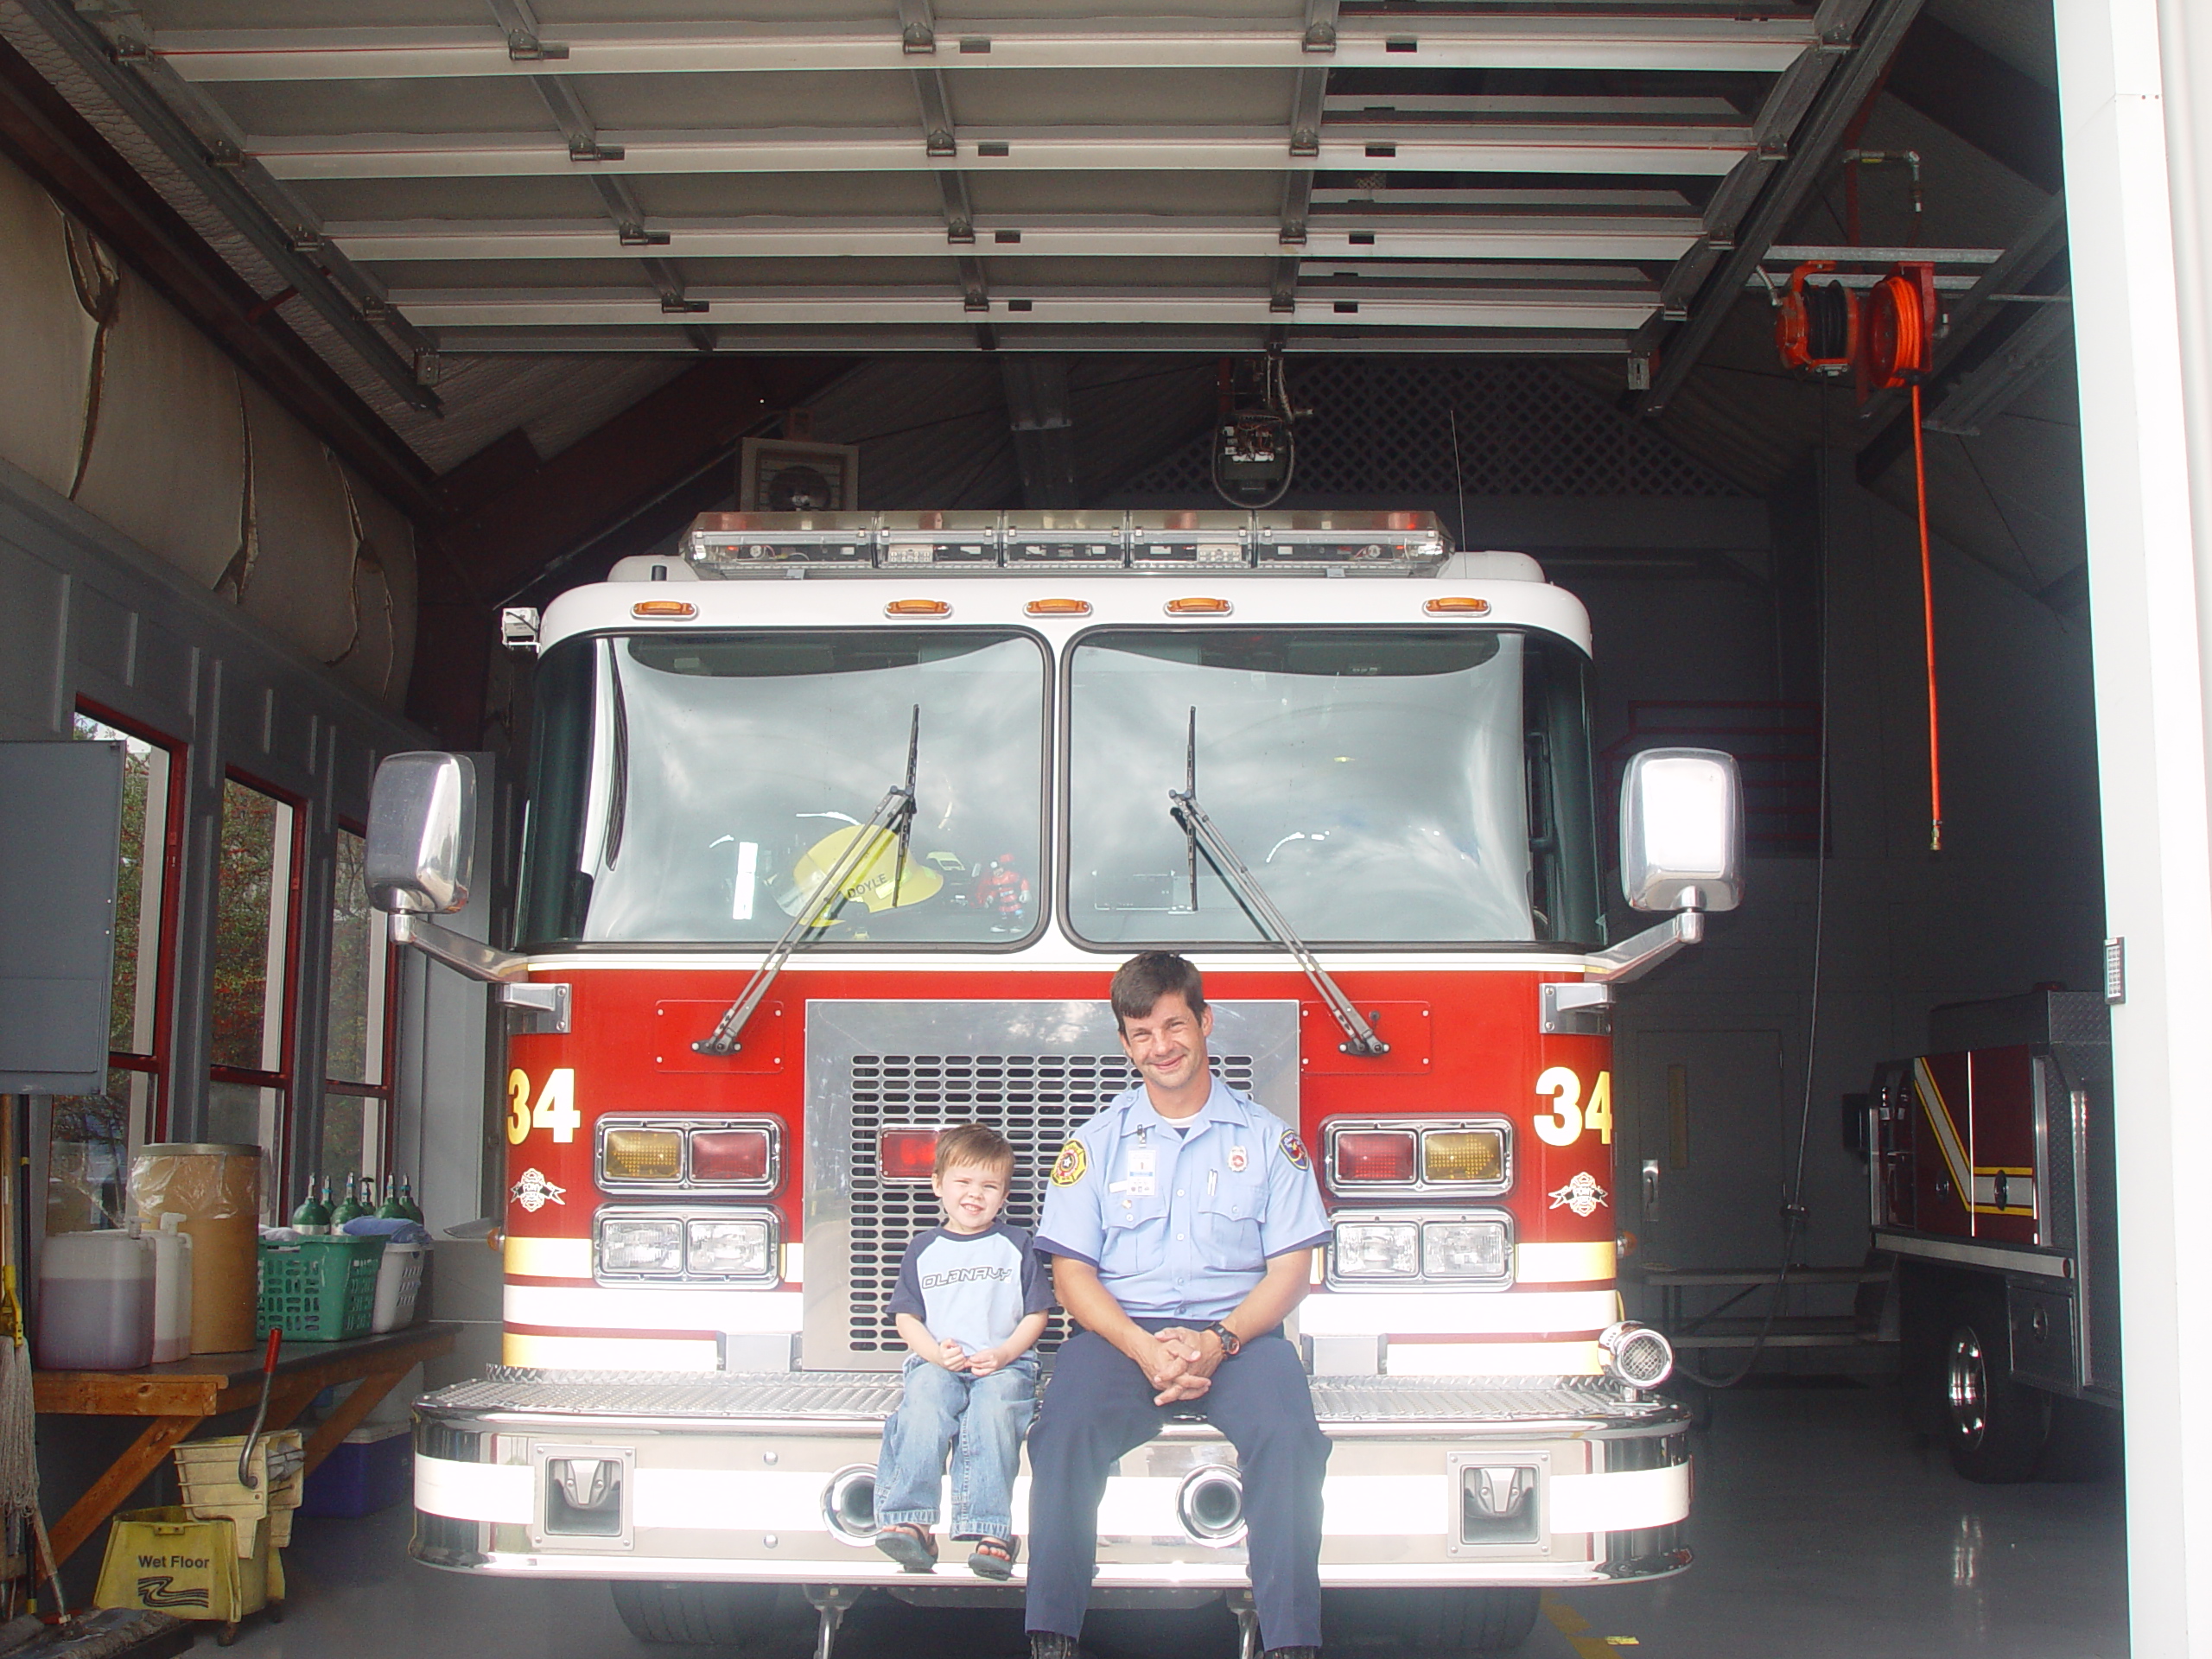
[518,630,1047,947]
[1065,627,1599,947]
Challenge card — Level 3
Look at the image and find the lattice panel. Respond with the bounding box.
[1122,359,1743,500]
[843,1052,1255,1352]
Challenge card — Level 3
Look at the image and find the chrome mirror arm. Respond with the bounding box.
[1168,788,1388,1058]
[390,912,532,983]
[1582,906,1706,985]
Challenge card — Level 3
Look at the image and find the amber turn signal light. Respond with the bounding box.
[886,598,953,617]
[1423,596,1491,616]
[632,599,697,619]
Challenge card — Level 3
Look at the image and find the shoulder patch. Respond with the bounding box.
[1050,1139,1090,1186]
[1280,1130,1311,1172]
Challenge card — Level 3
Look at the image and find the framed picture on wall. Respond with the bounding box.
[740,438,860,512]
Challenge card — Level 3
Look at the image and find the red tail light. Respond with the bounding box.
[880,1128,941,1181]
[1334,1129,1417,1184]
[690,1127,772,1184]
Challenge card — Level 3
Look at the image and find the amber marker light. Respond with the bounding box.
[886,598,953,617]
[632,599,697,619]
[1026,598,1092,616]
[1424,596,1491,616]
[1165,596,1233,615]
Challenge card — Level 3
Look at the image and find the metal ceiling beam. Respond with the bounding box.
[391,285,1659,333]
[326,213,1705,264]
[251,124,1754,181]
[1275,0,1338,313]
[1916,296,2073,436]
[0,36,440,518]
[16,0,441,411]
[154,16,1816,80]
[1637,0,1927,415]
[427,325,1633,355]
[897,0,988,321]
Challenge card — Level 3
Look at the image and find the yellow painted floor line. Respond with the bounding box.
[1540,1592,1639,1656]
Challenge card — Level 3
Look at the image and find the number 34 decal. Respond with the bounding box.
[507,1068,580,1145]
[1534,1065,1613,1147]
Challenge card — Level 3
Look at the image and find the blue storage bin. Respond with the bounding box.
[297,1422,411,1519]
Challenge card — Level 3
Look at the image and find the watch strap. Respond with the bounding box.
[1207,1321,1242,1357]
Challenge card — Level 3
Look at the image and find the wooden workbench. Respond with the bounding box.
[34,1322,459,1564]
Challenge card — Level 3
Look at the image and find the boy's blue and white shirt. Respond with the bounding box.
[884,1221,1053,1356]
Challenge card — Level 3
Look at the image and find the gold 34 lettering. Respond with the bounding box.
[1533,1065,1612,1148]
[506,1067,580,1145]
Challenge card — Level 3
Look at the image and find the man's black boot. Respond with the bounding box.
[1030,1632,1078,1659]
[1262,1647,1321,1659]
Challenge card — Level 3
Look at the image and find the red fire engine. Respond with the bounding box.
[365,510,1745,1656]
[1868,988,2120,1483]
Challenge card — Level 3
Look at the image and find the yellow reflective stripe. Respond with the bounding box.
[503,1332,721,1370]
[1516,1241,1617,1282]
[505,1234,594,1279]
[1386,1339,1603,1376]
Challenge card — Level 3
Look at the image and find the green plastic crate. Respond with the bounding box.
[257,1235,386,1342]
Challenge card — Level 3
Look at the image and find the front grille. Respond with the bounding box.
[845,1052,1257,1353]
[804,1000,1300,1370]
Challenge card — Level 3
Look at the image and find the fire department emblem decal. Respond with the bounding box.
[512,1167,567,1212]
[1547,1172,1609,1217]
[1281,1131,1311,1172]
[1051,1140,1089,1186]
[1228,1146,1248,1173]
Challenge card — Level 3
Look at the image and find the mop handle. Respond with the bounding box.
[238,1328,283,1491]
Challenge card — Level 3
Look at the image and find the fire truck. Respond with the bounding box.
[1867,988,2120,1484]
[364,509,1745,1656]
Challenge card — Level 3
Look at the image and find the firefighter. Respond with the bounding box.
[970,853,1033,932]
[1027,951,1332,1659]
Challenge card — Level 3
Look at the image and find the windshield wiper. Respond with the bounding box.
[1169,708,1389,1058]
[695,707,921,1056]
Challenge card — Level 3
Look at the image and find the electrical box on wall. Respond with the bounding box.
[0,741,124,1090]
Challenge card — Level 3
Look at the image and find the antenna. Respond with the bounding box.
[1185,706,1199,912]
[1448,404,1468,550]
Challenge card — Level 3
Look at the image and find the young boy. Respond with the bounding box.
[874,1121,1052,1579]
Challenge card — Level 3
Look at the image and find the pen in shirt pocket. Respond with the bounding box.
[1207,1168,1217,1200]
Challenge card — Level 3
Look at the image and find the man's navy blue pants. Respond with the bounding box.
[1022,1327,1332,1649]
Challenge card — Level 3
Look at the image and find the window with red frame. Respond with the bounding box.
[207,775,301,1222]
[321,825,397,1207]
[49,710,183,1233]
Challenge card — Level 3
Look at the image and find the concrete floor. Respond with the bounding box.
[220,1382,2126,1659]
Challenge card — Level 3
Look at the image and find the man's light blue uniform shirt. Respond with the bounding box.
[1034,1076,1331,1323]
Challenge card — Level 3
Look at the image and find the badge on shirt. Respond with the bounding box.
[1128,1148,1156,1176]
[1111,1176,1157,1198]
[1281,1130,1311,1171]
[1051,1139,1089,1185]
[1228,1146,1248,1173]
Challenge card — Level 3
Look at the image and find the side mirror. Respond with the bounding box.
[366,752,477,915]
[1619,748,1743,914]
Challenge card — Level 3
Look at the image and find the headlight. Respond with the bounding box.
[598,1217,683,1274]
[603,1128,683,1182]
[687,1217,772,1278]
[1333,1222,1420,1279]
[1424,1220,1510,1281]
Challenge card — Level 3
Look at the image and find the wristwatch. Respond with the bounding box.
[1205,1321,1243,1358]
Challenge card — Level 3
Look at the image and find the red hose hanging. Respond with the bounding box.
[1867,266,1942,851]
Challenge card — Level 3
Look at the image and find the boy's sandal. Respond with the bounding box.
[876,1522,938,1573]
[968,1536,1019,1580]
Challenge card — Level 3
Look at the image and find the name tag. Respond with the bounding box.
[1128,1149,1156,1175]
[1110,1177,1157,1198]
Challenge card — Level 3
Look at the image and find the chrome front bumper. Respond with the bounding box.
[411,1370,1689,1591]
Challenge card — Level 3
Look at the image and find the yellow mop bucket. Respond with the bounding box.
[94,1507,280,1624]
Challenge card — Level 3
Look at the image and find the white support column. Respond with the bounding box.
[2056,0,2212,1650]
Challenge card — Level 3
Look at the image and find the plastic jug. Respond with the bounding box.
[145,1212,195,1363]
[36,1226,156,1370]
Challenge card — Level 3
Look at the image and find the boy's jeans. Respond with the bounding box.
[874,1354,1039,1540]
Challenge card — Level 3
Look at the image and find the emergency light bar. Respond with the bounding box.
[683,510,1452,576]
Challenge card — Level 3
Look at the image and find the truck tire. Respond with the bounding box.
[609,1581,788,1647]
[1943,1308,2050,1484]
[1327,1587,1542,1656]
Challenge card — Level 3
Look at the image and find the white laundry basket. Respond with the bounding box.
[371,1242,427,1332]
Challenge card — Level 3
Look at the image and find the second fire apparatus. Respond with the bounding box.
[367,510,1744,1655]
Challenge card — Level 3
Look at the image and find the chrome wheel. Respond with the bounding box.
[1947,1326,1989,1449]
